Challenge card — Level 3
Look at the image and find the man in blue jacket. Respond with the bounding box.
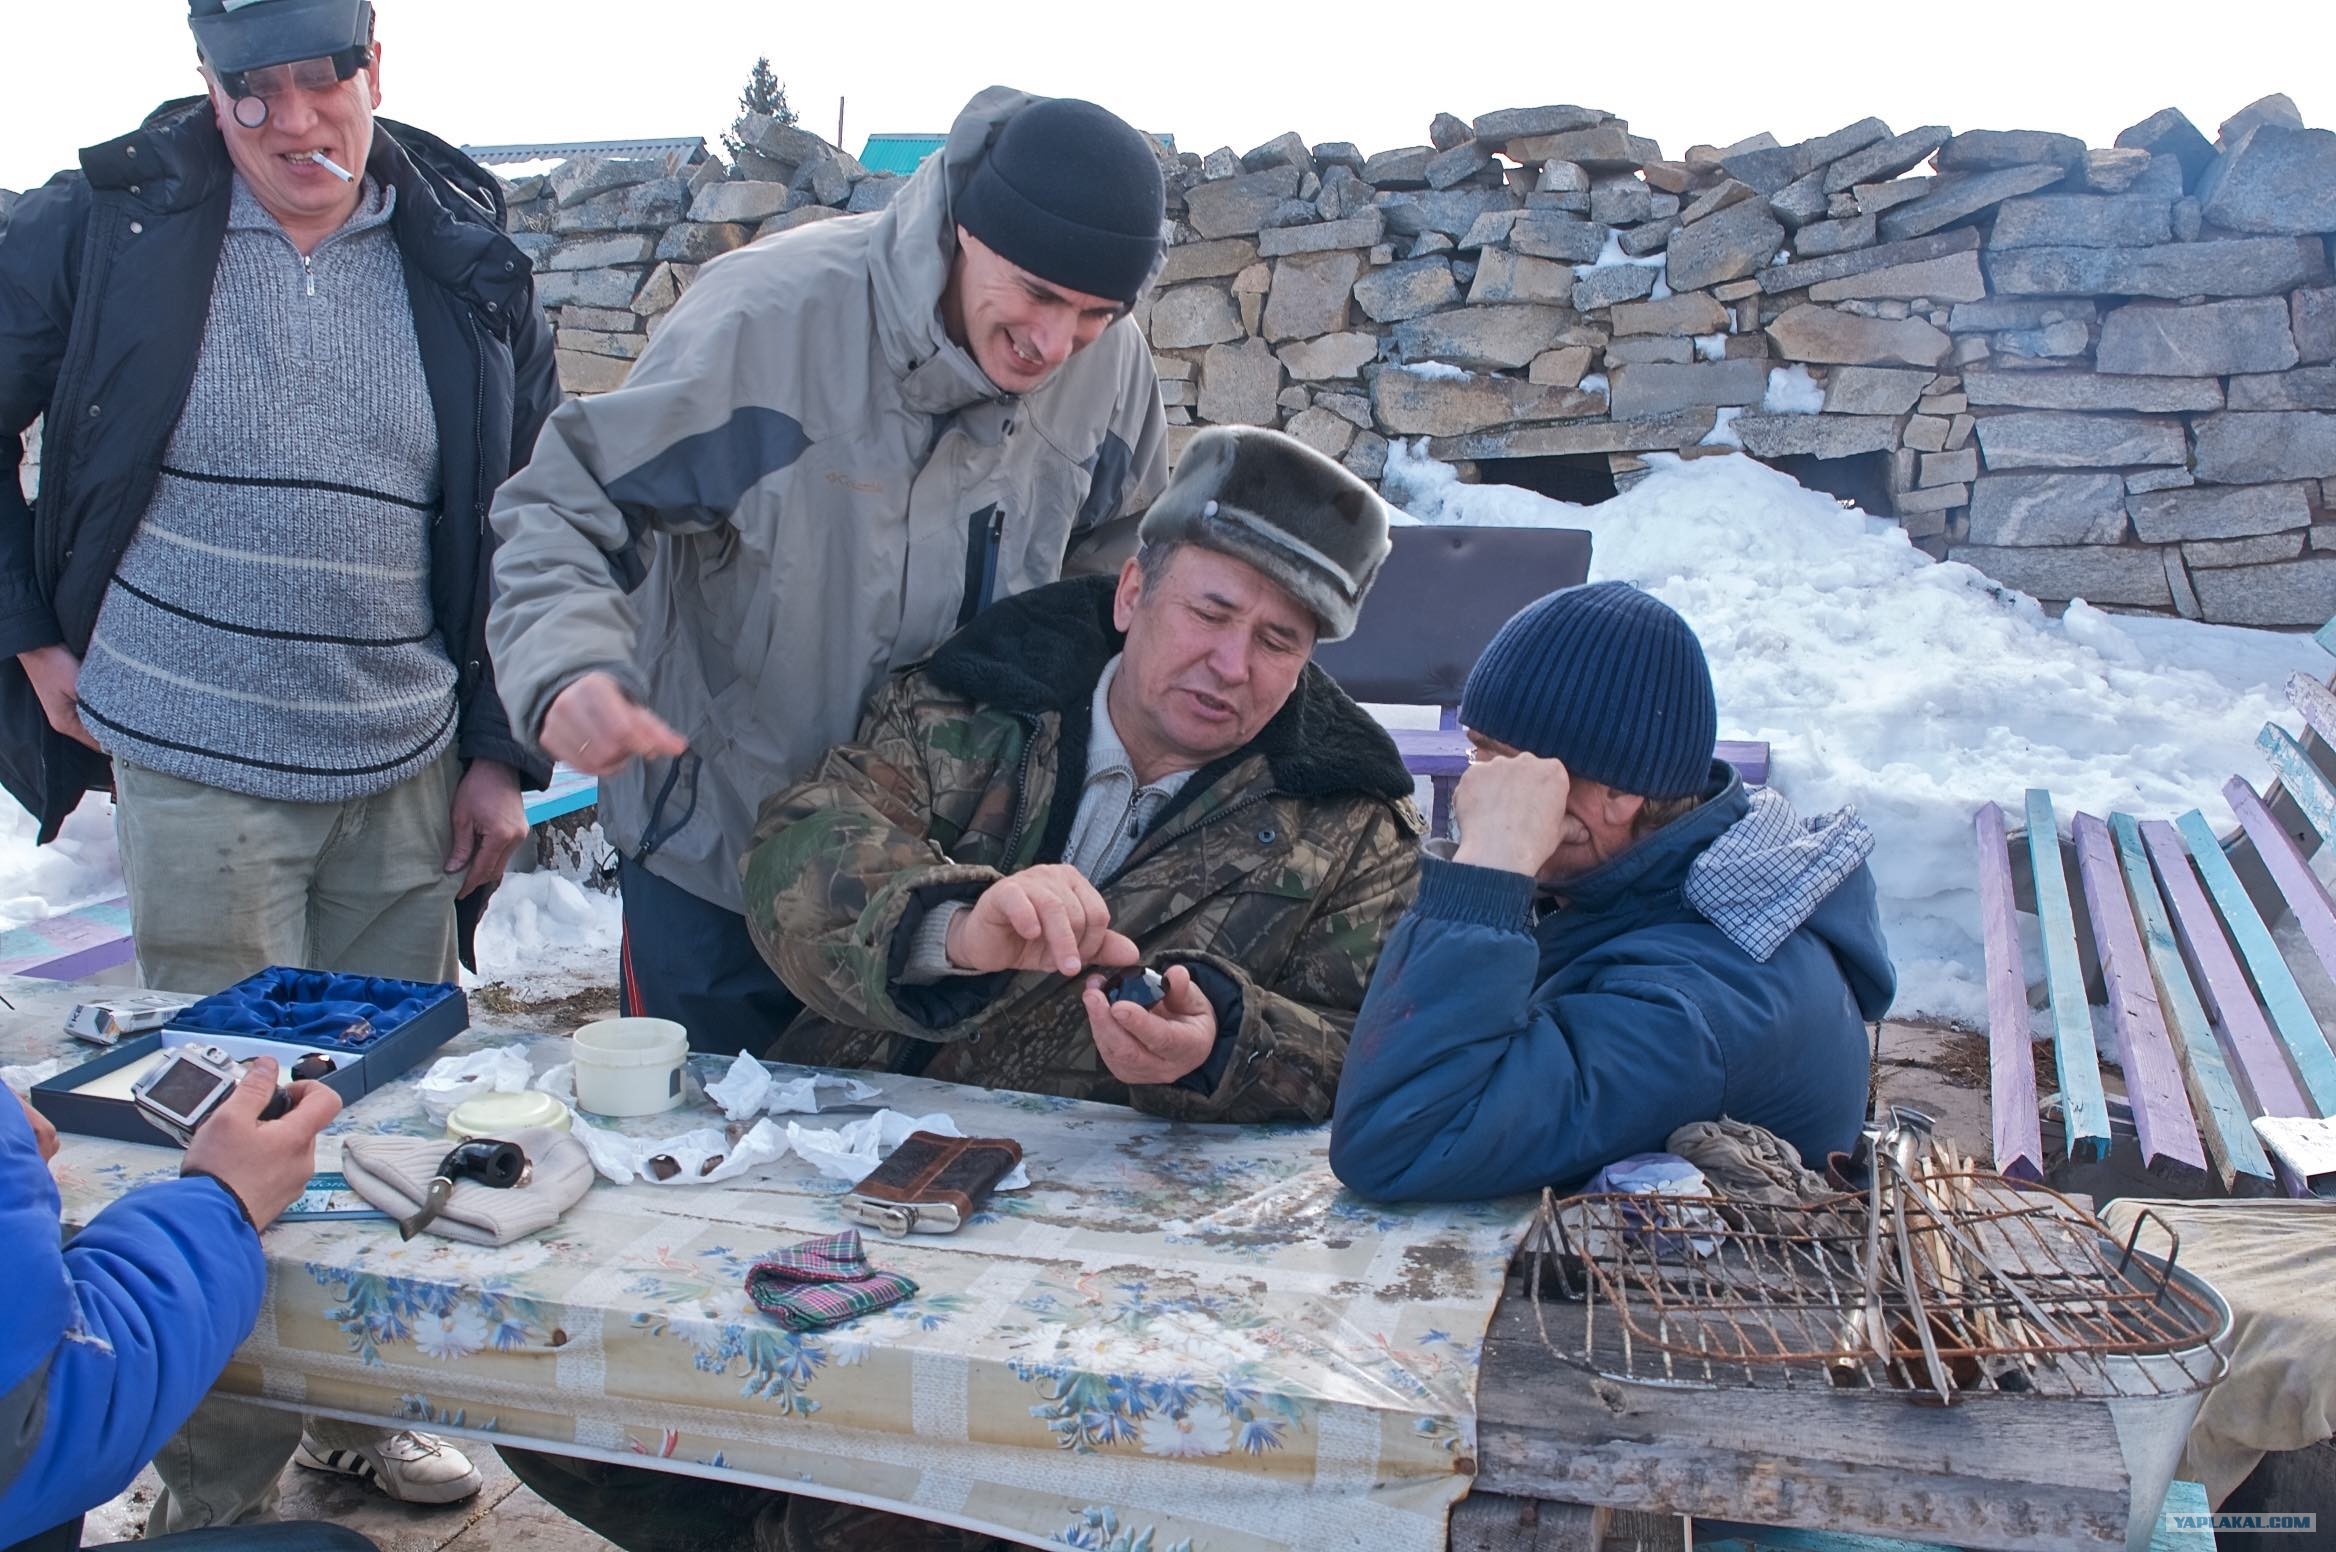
[1331,581,1894,1202]
[0,1073,371,1551]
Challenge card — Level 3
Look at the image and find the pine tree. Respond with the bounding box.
[723,57,796,159]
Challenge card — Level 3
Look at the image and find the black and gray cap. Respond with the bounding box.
[188,0,374,74]
[1136,427,1392,642]
[953,96,1165,308]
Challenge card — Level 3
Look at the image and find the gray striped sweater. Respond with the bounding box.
[77,174,457,802]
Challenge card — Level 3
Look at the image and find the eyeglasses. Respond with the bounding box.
[217,44,372,129]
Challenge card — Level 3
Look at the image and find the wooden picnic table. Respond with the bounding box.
[8,973,2197,1552]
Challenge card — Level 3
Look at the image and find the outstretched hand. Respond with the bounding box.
[540,671,686,777]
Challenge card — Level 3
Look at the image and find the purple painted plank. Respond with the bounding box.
[2140,819,2313,1120]
[1386,726,1771,785]
[22,936,139,982]
[2225,776,2336,995]
[1973,803,2045,1182]
[2071,812,2208,1178]
[0,895,135,977]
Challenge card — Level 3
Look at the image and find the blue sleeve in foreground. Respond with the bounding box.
[0,1101,265,1535]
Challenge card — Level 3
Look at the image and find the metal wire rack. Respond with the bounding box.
[1524,1156,2229,1405]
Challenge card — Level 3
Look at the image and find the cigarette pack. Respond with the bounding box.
[66,994,195,1047]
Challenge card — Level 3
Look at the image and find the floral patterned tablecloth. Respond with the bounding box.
[7,978,1537,1552]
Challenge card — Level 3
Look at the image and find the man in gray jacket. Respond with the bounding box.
[488,87,1170,1055]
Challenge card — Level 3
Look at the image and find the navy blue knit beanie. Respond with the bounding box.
[954,98,1164,306]
[1460,582,1718,800]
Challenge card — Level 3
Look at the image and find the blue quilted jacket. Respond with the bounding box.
[1331,769,1895,1201]
[0,1097,264,1538]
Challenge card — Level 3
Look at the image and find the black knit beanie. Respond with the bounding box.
[1460,582,1718,800]
[953,98,1165,306]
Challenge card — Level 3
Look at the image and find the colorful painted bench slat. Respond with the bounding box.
[2285,669,2336,748]
[2255,724,2336,856]
[2139,818,2315,1125]
[2219,775,2336,1043]
[524,764,599,827]
[2023,789,2114,1162]
[2110,812,2274,1192]
[0,895,136,980]
[1972,802,2045,1182]
[2070,812,2208,1179]
[2173,807,2336,1118]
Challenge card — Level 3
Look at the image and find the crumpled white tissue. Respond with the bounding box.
[786,1109,1031,1190]
[416,1046,534,1121]
[534,1061,575,1104]
[1,1058,64,1098]
[560,1098,1031,1193]
[570,1113,790,1186]
[703,1051,880,1121]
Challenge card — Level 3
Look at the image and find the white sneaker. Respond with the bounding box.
[294,1428,484,1505]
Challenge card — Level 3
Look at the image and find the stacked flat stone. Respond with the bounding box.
[497,92,2336,626]
[502,113,911,395]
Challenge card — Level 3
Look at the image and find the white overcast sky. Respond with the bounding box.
[0,1,2325,195]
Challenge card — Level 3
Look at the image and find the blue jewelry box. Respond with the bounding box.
[32,966,468,1148]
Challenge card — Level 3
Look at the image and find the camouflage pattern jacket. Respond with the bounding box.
[741,575,1424,1123]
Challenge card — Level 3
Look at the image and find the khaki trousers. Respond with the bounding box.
[113,749,462,994]
[114,751,463,1526]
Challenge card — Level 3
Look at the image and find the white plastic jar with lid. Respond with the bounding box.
[571,1017,688,1117]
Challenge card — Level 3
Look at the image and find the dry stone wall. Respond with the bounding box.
[14,98,2331,625]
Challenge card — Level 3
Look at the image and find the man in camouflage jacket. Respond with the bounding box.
[742,427,1423,1125]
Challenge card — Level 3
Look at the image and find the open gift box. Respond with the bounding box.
[31,966,469,1147]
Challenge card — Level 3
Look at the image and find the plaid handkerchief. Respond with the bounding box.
[746,1229,918,1331]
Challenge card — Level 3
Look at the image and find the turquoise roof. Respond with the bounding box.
[857,130,1177,178]
[857,134,945,176]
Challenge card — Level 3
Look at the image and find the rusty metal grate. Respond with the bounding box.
[1525,1157,2228,1405]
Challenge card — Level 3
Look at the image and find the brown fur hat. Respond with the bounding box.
[1135,426,1392,641]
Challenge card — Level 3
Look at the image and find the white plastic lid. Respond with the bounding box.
[447,1090,571,1139]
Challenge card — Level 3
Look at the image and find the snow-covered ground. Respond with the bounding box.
[1384,443,2326,1022]
[0,449,2322,1027]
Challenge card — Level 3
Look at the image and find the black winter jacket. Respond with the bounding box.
[0,98,556,842]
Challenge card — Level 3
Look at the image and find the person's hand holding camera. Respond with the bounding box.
[945,864,1142,978]
[180,1056,342,1231]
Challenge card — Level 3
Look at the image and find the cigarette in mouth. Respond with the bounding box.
[303,152,355,183]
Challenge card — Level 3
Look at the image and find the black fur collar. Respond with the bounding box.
[924,575,1415,805]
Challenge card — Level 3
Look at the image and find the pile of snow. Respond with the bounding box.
[466,825,623,1000]
[0,799,121,935]
[1382,441,2324,1024]
[1397,360,1470,382]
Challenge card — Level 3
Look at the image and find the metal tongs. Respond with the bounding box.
[397,1138,532,1240]
[1868,1105,1957,1398]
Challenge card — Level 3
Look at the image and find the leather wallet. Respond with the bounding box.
[841,1130,1022,1236]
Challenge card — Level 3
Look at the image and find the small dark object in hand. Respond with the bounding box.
[699,1155,723,1176]
[1104,966,1166,1009]
[647,1154,680,1181]
[289,1052,339,1082]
